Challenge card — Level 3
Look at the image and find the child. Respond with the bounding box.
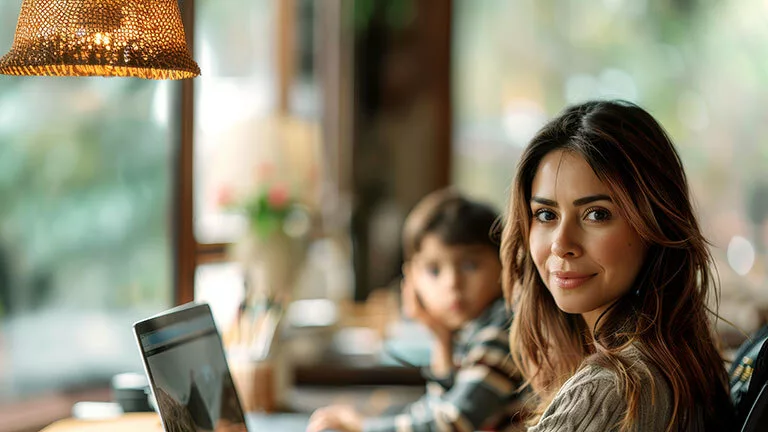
[502,100,736,431]
[307,189,523,432]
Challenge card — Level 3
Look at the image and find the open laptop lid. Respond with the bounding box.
[134,302,248,432]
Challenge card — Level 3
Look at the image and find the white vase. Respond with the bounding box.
[234,232,307,308]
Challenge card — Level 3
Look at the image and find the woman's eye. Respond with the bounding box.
[426,265,440,276]
[460,260,478,272]
[585,208,611,222]
[534,209,556,223]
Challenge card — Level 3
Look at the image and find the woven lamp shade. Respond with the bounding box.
[0,0,200,80]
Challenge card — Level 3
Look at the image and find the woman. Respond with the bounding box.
[501,100,735,431]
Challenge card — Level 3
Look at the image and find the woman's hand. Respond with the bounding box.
[306,405,364,432]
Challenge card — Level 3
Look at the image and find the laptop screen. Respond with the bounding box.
[134,303,247,432]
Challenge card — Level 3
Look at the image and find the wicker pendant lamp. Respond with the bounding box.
[0,0,200,79]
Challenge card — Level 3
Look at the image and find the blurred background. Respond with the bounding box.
[1,0,767,430]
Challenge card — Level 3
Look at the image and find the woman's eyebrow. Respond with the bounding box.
[530,194,612,207]
[572,194,612,206]
[531,196,557,206]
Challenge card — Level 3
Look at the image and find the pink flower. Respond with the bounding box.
[216,185,234,208]
[267,184,290,209]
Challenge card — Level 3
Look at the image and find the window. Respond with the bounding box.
[193,0,280,245]
[193,0,323,246]
[0,0,174,411]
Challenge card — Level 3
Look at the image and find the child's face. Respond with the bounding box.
[409,234,502,330]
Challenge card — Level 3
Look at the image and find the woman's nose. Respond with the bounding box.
[551,223,583,258]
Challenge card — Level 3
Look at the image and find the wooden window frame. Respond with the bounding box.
[174,0,198,305]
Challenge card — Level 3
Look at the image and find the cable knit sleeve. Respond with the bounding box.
[528,366,624,432]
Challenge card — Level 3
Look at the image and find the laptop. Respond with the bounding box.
[133,302,309,432]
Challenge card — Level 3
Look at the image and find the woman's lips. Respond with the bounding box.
[551,272,595,289]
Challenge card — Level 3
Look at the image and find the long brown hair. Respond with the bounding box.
[501,100,733,431]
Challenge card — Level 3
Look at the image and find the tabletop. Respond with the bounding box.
[41,412,311,432]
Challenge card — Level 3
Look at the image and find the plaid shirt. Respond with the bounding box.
[363,297,524,432]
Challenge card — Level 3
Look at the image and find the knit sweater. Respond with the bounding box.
[528,350,677,432]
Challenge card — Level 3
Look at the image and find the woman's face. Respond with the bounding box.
[528,150,647,330]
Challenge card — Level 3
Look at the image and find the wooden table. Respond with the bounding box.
[38,386,424,431]
[40,412,312,432]
[40,413,163,431]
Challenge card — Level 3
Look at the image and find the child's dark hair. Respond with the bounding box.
[402,188,501,260]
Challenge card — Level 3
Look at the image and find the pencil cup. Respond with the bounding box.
[229,356,277,413]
